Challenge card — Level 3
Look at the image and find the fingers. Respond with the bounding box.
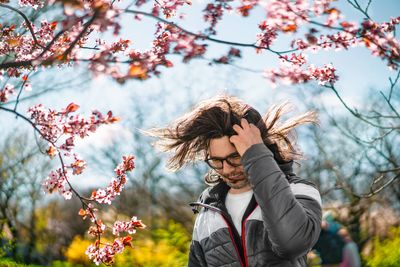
[241,118,250,129]
[232,118,251,134]
[229,135,238,144]
[232,124,242,134]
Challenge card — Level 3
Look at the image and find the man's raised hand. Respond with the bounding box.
[229,118,263,156]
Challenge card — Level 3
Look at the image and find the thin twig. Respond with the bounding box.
[326,84,399,130]
[358,173,399,198]
[346,0,371,20]
[388,69,400,102]
[13,71,32,113]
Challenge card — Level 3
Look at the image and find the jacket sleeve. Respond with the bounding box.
[188,240,207,267]
[241,143,322,259]
[188,212,207,267]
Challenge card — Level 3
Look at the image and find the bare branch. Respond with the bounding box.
[388,69,400,102]
[346,0,372,20]
[13,71,32,113]
[326,84,399,129]
[358,173,399,198]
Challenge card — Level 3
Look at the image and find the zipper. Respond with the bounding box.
[241,222,248,267]
[221,216,245,267]
[241,204,259,267]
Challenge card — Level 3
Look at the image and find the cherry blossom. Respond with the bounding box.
[0,84,15,103]
[86,236,133,265]
[265,62,338,86]
[112,216,146,235]
[91,155,135,204]
[256,21,278,49]
[42,168,72,200]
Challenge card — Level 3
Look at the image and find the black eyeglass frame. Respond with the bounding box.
[204,152,242,170]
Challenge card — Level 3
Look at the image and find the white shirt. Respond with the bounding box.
[225,190,253,236]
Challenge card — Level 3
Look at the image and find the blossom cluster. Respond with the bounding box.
[214,47,241,64]
[360,18,400,70]
[27,102,120,201]
[27,103,119,145]
[156,0,192,18]
[265,54,338,86]
[112,216,145,236]
[18,0,44,9]
[84,215,145,265]
[26,101,141,264]
[91,155,135,204]
[42,168,73,200]
[203,2,229,35]
[85,237,133,265]
[0,84,15,103]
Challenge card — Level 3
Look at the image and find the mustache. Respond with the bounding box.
[224,172,245,179]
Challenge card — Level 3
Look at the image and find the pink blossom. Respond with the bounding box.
[91,155,135,204]
[0,84,15,103]
[264,62,338,86]
[85,236,133,265]
[309,63,338,85]
[78,203,97,222]
[42,168,72,200]
[88,220,106,237]
[361,18,400,69]
[18,0,44,9]
[256,21,278,49]
[214,48,241,64]
[237,1,258,17]
[156,0,192,19]
[263,0,309,30]
[71,155,87,175]
[113,216,146,236]
[203,3,228,35]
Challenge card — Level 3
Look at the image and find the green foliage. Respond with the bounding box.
[365,226,400,267]
[0,231,13,258]
[0,258,41,267]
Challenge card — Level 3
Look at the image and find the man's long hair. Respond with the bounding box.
[146,95,318,173]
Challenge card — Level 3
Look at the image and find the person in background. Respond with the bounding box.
[313,211,361,267]
[313,212,346,267]
[338,228,361,267]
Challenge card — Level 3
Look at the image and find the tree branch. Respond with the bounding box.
[346,0,372,20]
[0,3,45,50]
[326,84,399,129]
[123,9,296,56]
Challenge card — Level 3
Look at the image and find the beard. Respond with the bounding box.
[222,172,250,189]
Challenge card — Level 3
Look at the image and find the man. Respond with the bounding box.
[149,95,322,266]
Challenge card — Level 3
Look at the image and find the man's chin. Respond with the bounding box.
[226,179,250,189]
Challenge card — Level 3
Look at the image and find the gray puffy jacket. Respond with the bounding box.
[188,144,322,267]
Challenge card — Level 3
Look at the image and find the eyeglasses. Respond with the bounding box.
[205,152,242,170]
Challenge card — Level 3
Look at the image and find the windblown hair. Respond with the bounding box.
[146,95,318,173]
